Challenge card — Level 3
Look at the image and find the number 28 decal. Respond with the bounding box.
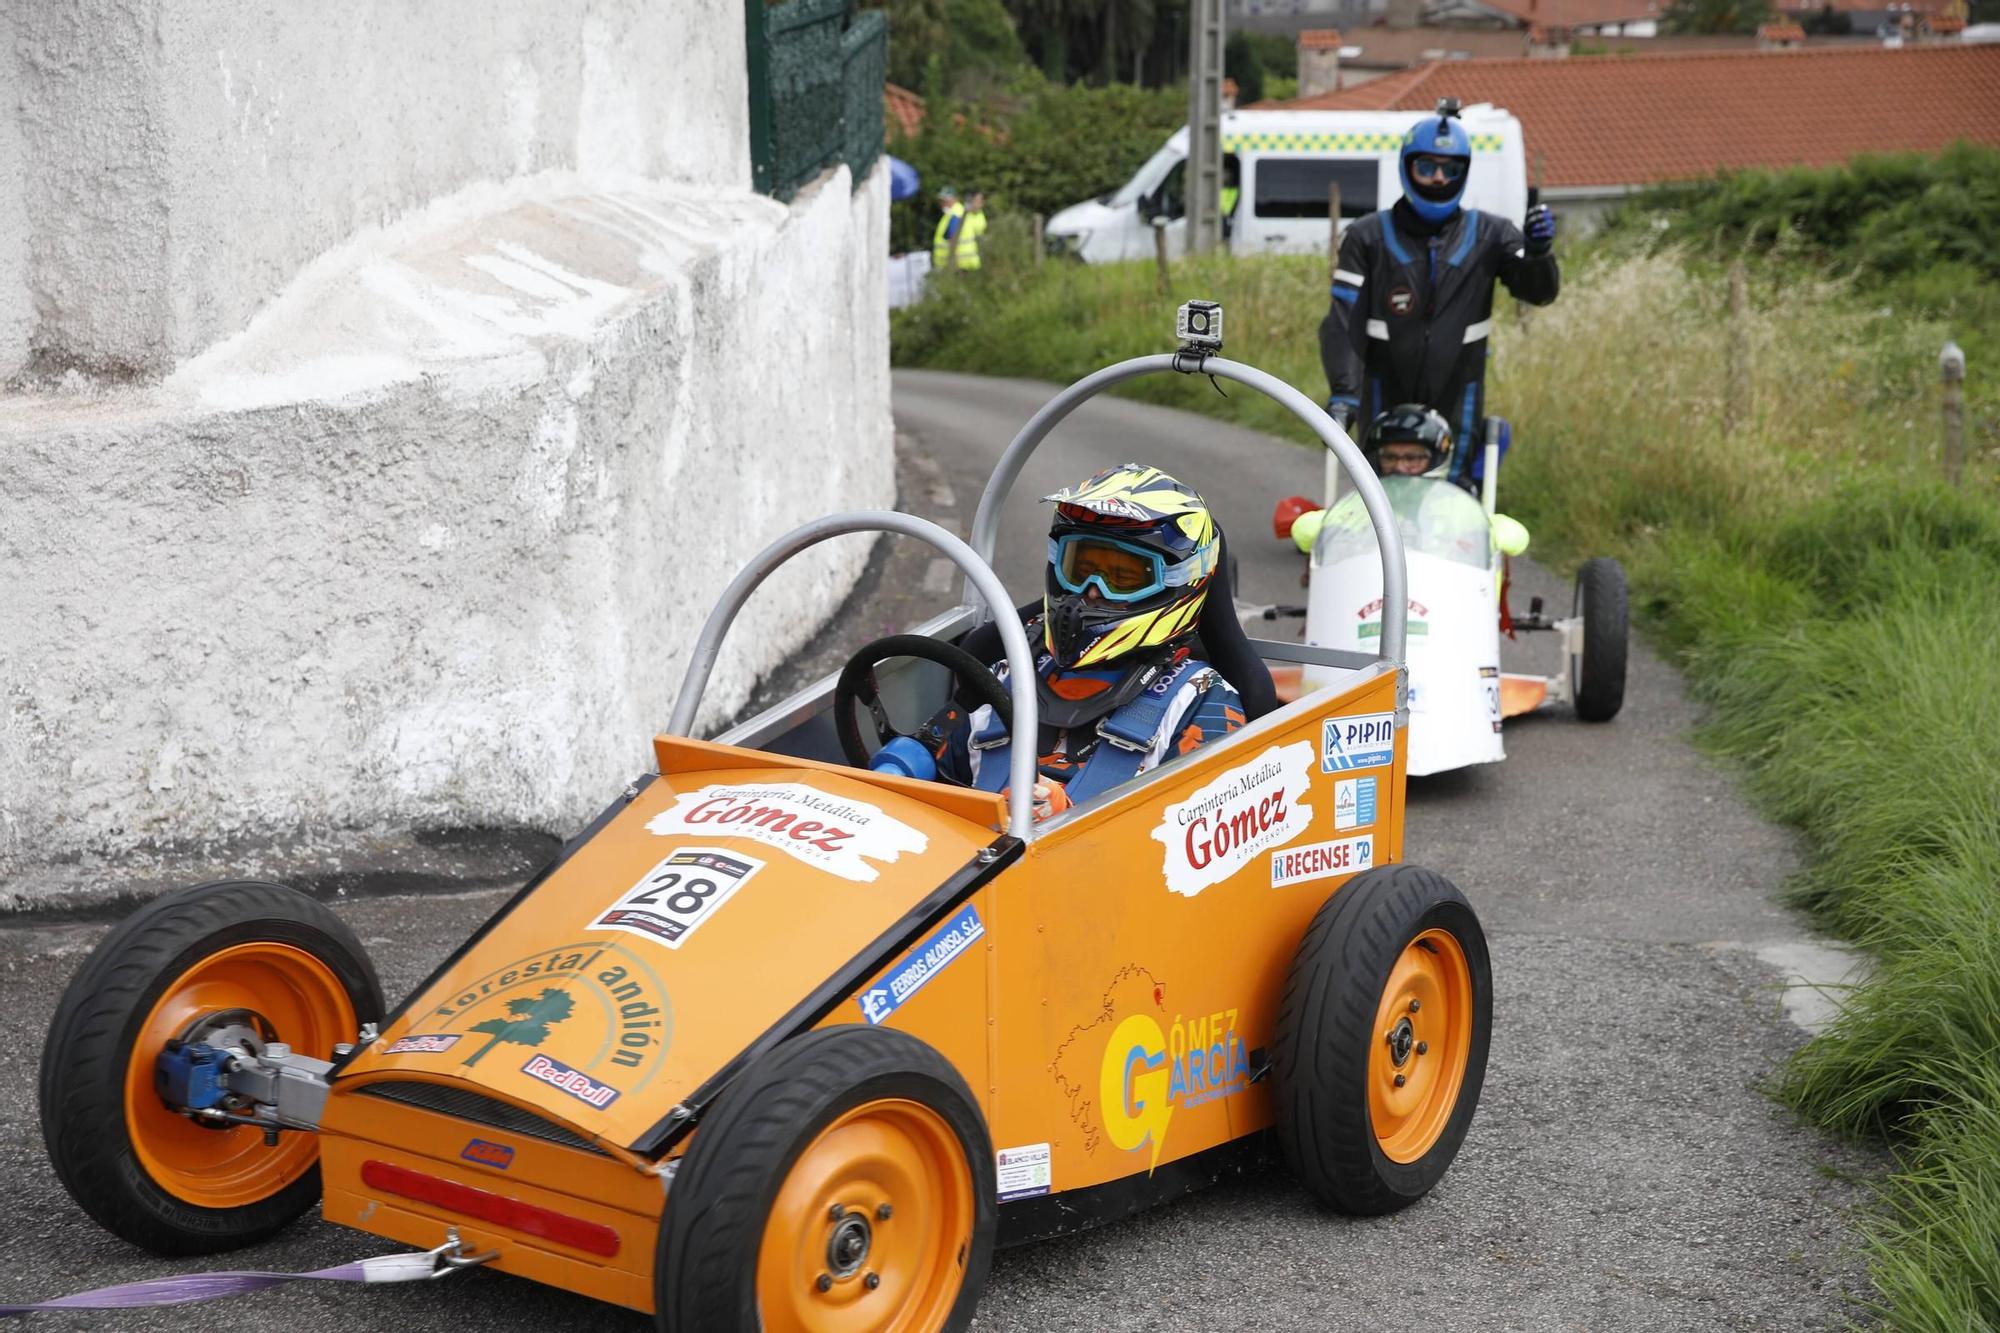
[590,847,765,950]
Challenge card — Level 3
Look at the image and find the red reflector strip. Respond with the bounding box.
[361,1159,620,1258]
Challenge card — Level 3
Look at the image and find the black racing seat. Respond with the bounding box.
[954,530,1279,722]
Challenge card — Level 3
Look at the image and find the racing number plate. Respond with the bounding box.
[590,847,764,949]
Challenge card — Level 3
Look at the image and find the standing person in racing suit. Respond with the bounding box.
[876,465,1246,821]
[1320,98,1560,489]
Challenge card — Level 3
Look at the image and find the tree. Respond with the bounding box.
[868,0,1027,95]
[1662,0,1773,32]
[1225,30,1265,105]
[463,988,574,1066]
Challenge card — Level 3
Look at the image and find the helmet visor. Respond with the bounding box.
[1050,534,1208,602]
[1408,154,1467,186]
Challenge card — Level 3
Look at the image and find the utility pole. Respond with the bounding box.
[1185,0,1224,255]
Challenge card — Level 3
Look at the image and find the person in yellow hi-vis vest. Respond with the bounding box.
[931,186,981,272]
[964,190,989,263]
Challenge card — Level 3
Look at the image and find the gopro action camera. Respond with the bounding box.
[1176,300,1223,353]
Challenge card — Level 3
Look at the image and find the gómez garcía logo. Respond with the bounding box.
[1099,1005,1250,1172]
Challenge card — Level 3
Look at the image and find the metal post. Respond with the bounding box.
[1725,260,1749,433]
[1941,339,1966,486]
[1185,0,1225,255]
[1326,182,1342,270]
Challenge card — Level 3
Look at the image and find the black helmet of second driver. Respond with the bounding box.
[1365,404,1454,476]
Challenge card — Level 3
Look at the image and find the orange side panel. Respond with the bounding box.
[1498,673,1548,718]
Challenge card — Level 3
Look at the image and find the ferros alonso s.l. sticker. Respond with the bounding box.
[1150,741,1315,898]
[646,782,928,883]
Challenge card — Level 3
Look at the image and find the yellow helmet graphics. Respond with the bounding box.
[1043,465,1219,669]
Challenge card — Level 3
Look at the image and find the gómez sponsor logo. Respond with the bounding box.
[647,782,928,883]
[1150,742,1315,897]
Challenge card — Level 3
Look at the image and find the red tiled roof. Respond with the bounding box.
[1473,0,1665,27]
[1930,14,1966,28]
[1276,45,2000,187]
[1299,27,1345,48]
[885,82,925,140]
[1758,20,1807,37]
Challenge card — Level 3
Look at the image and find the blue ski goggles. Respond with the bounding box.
[1047,533,1213,602]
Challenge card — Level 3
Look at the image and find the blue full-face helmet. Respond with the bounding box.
[1398,100,1473,223]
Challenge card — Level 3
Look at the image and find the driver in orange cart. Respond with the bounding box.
[874,465,1246,820]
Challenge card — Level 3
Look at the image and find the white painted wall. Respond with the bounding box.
[0,168,892,889]
[0,4,896,900]
[3,0,750,379]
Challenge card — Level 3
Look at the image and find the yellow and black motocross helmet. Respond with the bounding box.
[1042,464,1220,669]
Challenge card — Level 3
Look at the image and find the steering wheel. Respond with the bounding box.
[834,634,1014,769]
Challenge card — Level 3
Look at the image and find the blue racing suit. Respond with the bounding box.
[1319,198,1559,485]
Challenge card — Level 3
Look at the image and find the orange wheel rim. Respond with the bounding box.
[756,1098,973,1333]
[1367,927,1474,1164]
[121,942,356,1207]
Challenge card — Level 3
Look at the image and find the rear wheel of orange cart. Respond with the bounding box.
[657,1025,995,1333]
[38,881,383,1254]
[1271,863,1491,1214]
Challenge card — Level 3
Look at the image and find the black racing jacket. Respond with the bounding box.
[1319,199,1559,482]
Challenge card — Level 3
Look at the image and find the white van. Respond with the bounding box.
[1046,105,1528,263]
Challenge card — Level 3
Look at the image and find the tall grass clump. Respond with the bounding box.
[895,177,2000,1326]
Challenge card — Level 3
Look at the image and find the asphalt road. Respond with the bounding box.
[0,370,1876,1330]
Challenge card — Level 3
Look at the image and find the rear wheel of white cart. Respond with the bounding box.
[1571,557,1628,722]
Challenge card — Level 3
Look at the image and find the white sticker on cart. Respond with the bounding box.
[646,782,928,883]
[591,847,764,949]
[996,1142,1052,1202]
[1270,834,1375,889]
[1321,712,1396,771]
[1333,776,1377,831]
[1152,741,1316,899]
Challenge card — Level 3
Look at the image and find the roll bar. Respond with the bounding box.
[666,511,1040,841]
[967,353,1409,667]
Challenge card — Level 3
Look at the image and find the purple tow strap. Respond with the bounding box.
[0,1250,465,1318]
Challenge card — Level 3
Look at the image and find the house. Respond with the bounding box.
[1274,43,2000,224]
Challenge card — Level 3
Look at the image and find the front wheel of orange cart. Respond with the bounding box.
[1270,863,1492,1215]
[657,1025,995,1333]
[38,880,383,1255]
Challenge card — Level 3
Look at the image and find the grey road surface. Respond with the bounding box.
[0,370,1875,1331]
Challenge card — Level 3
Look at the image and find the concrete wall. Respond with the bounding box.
[0,167,892,888]
[3,0,749,380]
[0,2,896,899]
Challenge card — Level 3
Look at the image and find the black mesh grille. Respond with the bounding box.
[354,1082,608,1156]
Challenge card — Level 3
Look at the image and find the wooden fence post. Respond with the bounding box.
[1725,260,1749,432]
[1326,183,1342,275]
[1941,339,1966,486]
[1154,218,1172,296]
[1033,213,1045,266]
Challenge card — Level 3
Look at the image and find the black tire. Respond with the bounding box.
[1271,863,1492,1215]
[39,880,383,1255]
[657,1025,996,1333]
[1571,556,1629,722]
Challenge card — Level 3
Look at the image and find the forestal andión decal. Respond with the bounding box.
[1150,741,1315,897]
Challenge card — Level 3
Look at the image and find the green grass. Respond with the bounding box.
[896,221,2000,1329]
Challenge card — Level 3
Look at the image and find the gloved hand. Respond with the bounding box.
[1002,780,1072,823]
[1524,204,1556,256]
[1325,395,1359,436]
